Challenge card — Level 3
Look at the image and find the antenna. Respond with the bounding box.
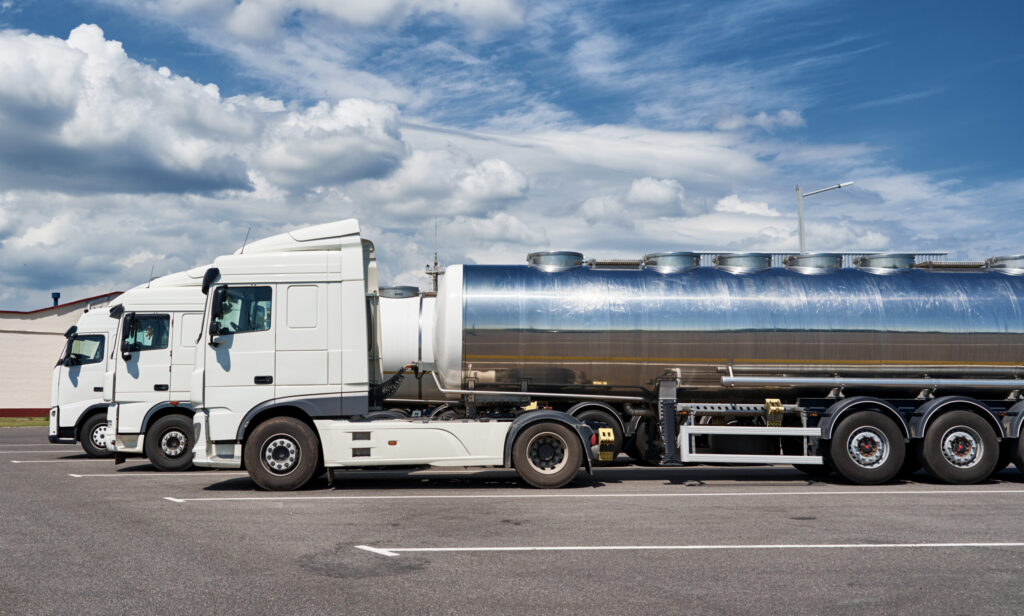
[240,225,252,254]
[425,217,446,293]
[146,264,155,288]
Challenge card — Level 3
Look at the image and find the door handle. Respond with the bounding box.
[154,384,169,391]
[93,387,103,392]
[254,376,273,385]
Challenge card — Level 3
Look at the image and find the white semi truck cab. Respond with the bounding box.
[49,307,118,456]
[191,219,609,490]
[104,267,206,470]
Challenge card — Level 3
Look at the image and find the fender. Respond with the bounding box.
[1004,400,1024,438]
[567,401,626,435]
[910,396,1004,440]
[502,411,595,475]
[819,397,910,441]
[73,404,113,441]
[140,402,194,433]
[235,393,369,442]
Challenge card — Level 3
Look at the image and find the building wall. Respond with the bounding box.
[0,294,120,414]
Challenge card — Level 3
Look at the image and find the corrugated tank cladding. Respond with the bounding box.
[433,264,1024,398]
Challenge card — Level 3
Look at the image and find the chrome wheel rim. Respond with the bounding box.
[160,429,188,457]
[941,427,983,469]
[91,424,109,449]
[526,432,568,475]
[847,427,889,469]
[262,434,300,475]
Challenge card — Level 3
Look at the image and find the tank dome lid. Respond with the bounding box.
[854,253,915,272]
[783,253,843,273]
[643,252,700,272]
[985,255,1024,274]
[379,286,420,298]
[527,251,584,272]
[713,252,771,273]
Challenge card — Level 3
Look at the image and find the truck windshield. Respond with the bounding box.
[213,286,272,334]
[61,335,105,365]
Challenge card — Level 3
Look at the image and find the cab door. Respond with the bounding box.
[114,313,171,433]
[53,333,108,431]
[202,285,276,441]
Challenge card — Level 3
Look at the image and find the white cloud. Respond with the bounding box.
[715,109,805,131]
[5,214,75,250]
[714,194,781,217]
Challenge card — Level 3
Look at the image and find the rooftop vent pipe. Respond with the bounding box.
[643,252,700,273]
[527,251,584,272]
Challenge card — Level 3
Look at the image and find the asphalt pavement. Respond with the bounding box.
[4,426,1024,615]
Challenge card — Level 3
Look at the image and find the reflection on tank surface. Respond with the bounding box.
[453,265,1024,400]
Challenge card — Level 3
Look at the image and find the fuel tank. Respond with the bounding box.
[433,259,1024,400]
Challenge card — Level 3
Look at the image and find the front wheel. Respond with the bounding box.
[144,415,194,471]
[919,411,998,484]
[512,422,583,489]
[243,417,320,491]
[80,414,113,458]
[829,411,905,485]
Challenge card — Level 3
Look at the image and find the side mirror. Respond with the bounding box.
[64,325,77,339]
[120,313,135,360]
[208,287,226,346]
[201,267,220,295]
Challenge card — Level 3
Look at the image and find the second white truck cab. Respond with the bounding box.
[105,267,206,470]
[49,307,118,456]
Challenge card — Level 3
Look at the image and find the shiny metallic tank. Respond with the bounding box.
[434,263,1024,400]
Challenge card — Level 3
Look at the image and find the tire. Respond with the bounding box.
[430,405,459,420]
[144,415,195,472]
[829,411,905,485]
[1011,438,1024,475]
[628,417,662,465]
[243,417,320,491]
[512,422,583,489]
[574,408,623,465]
[80,414,113,458]
[992,439,1014,475]
[919,411,998,484]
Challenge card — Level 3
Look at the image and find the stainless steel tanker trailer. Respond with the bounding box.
[419,250,1024,485]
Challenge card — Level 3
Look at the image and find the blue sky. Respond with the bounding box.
[0,0,1021,309]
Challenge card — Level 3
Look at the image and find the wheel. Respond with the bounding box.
[367,410,405,420]
[144,415,194,471]
[430,405,459,420]
[829,411,905,485]
[512,422,583,488]
[919,411,998,484]
[627,417,663,465]
[1011,438,1024,475]
[573,408,623,465]
[992,439,1014,475]
[80,414,113,458]
[243,417,321,491]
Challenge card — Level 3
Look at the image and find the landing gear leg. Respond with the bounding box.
[658,380,681,465]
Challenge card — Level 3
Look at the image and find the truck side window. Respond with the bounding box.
[124,315,170,352]
[214,286,272,334]
[64,335,105,365]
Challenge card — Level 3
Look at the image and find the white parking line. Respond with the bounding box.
[11,459,111,463]
[163,487,1024,504]
[355,541,1024,558]
[0,450,81,454]
[69,472,248,478]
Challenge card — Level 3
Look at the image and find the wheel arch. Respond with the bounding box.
[502,411,594,474]
[910,396,1004,440]
[820,397,910,441]
[567,401,626,435]
[73,404,112,442]
[237,403,322,445]
[1003,400,1024,438]
[140,402,194,434]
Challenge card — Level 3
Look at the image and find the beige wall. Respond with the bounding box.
[0,294,119,410]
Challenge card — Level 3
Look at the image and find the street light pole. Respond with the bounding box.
[795,181,853,253]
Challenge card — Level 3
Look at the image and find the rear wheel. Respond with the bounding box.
[573,408,623,465]
[144,415,194,471]
[919,411,998,484]
[829,411,905,485]
[512,422,583,488]
[992,439,1014,475]
[244,417,320,491]
[80,414,113,458]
